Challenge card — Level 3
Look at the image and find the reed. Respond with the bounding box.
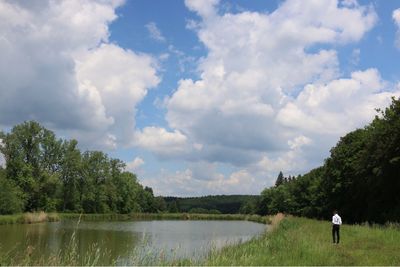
[0,213,108,266]
[0,212,60,225]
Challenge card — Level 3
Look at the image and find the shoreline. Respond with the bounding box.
[0,212,271,225]
[2,214,399,265]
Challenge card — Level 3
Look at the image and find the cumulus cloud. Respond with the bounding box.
[126,157,145,172]
[134,127,189,157]
[164,0,380,161]
[0,0,160,149]
[277,69,394,135]
[393,8,400,48]
[184,0,220,18]
[140,0,400,193]
[145,22,166,42]
[75,43,160,147]
[2,0,399,195]
[142,167,260,197]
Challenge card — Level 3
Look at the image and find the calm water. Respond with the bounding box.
[0,220,266,264]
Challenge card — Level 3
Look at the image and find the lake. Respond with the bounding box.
[0,220,266,265]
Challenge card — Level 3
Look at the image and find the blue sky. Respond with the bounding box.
[0,0,400,196]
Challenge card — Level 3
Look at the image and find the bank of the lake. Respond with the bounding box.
[0,212,60,225]
[202,216,400,266]
[0,212,270,225]
[60,212,271,224]
[3,214,398,266]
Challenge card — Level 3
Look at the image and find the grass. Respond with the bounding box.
[0,213,270,265]
[0,212,270,225]
[202,216,400,266]
[0,211,60,225]
[0,212,270,265]
[2,213,399,265]
[0,214,109,266]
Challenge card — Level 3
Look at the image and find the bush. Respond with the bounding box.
[0,176,25,214]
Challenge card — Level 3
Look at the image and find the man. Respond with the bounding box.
[332,210,342,244]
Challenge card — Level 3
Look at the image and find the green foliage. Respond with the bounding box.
[0,121,160,215]
[204,217,400,266]
[258,97,400,223]
[164,195,260,214]
[0,169,25,214]
[56,212,270,224]
[275,171,284,187]
[188,207,221,214]
[239,198,258,214]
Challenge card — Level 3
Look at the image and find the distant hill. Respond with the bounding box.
[163,195,260,214]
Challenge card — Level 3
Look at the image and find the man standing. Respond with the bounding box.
[332,210,342,244]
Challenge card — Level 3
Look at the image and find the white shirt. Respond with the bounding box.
[332,214,342,225]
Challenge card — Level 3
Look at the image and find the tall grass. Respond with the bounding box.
[0,214,111,266]
[2,215,399,265]
[0,212,270,265]
[0,212,60,225]
[204,216,400,266]
[1,212,270,225]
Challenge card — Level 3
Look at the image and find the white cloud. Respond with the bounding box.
[163,0,381,165]
[288,135,312,150]
[145,22,166,42]
[75,43,160,147]
[134,127,189,157]
[393,8,400,49]
[126,157,145,172]
[0,0,160,150]
[277,69,396,135]
[167,45,197,73]
[139,0,400,193]
[142,167,260,197]
[184,0,220,18]
[1,0,399,196]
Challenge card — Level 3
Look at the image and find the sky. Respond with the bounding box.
[0,0,400,196]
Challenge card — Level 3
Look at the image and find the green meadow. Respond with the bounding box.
[204,216,400,266]
[1,214,399,265]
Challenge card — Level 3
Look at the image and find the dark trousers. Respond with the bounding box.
[332,224,340,243]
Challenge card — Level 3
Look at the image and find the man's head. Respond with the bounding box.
[333,210,338,215]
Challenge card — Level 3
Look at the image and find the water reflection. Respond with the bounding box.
[0,220,266,264]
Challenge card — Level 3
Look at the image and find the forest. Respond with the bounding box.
[164,195,260,214]
[257,97,400,223]
[1,98,399,223]
[0,121,166,214]
[0,121,257,216]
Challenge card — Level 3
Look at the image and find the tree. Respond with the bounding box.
[153,197,167,212]
[239,199,257,214]
[0,120,159,215]
[257,98,400,223]
[275,171,284,187]
[60,140,82,211]
[0,168,25,214]
[0,121,62,211]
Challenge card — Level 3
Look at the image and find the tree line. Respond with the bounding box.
[2,97,398,221]
[0,121,166,214]
[164,195,260,214]
[257,97,400,223]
